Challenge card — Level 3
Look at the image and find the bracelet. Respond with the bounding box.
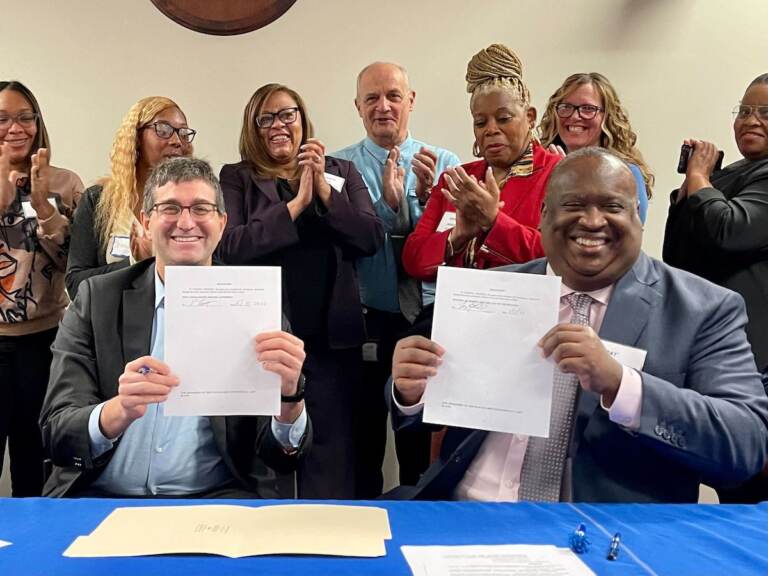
[446,232,455,258]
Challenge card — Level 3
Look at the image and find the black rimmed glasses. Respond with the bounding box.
[256,107,299,128]
[0,112,39,129]
[143,121,197,143]
[150,202,219,221]
[555,103,604,120]
[733,104,768,121]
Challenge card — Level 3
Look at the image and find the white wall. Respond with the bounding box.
[1,0,767,257]
[1,0,764,499]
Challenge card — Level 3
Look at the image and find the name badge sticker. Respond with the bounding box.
[21,198,57,219]
[324,172,345,193]
[602,340,647,371]
[110,235,131,259]
[436,211,456,233]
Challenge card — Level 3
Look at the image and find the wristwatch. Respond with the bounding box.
[281,374,305,403]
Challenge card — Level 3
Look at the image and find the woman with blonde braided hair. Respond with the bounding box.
[539,72,652,222]
[66,96,195,298]
[403,44,560,291]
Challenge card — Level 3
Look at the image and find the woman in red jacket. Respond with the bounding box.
[403,44,559,290]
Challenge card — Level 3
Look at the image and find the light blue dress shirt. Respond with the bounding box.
[88,270,307,496]
[628,163,649,223]
[333,135,460,313]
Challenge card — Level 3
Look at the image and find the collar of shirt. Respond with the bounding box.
[546,263,613,331]
[546,263,613,306]
[362,133,415,166]
[154,267,165,312]
[499,141,535,181]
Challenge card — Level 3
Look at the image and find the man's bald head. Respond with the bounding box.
[355,62,415,148]
[544,147,635,209]
[540,147,642,292]
[356,62,411,95]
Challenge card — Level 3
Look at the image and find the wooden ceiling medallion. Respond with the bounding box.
[150,0,298,36]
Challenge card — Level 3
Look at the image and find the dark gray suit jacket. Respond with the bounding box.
[40,258,311,497]
[390,253,768,502]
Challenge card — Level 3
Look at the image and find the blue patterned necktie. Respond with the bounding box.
[518,292,593,502]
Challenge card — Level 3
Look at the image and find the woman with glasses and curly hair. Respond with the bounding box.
[663,74,768,503]
[538,72,653,222]
[216,83,383,499]
[0,80,83,496]
[66,96,195,298]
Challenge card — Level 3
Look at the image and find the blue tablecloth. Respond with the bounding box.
[0,498,766,575]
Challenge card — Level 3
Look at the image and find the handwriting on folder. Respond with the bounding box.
[64,504,391,558]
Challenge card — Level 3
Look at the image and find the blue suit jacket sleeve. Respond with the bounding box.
[634,286,768,486]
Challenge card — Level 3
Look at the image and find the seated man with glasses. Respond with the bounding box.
[664,73,768,503]
[40,157,311,498]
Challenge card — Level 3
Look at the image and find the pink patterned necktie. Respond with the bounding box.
[518,292,593,502]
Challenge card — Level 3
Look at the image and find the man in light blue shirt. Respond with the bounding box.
[40,157,310,498]
[333,62,460,497]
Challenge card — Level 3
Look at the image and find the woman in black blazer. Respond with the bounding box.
[217,83,384,498]
[664,73,768,503]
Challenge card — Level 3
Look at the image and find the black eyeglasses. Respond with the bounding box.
[0,112,39,129]
[256,107,299,128]
[555,103,604,120]
[143,121,197,143]
[733,104,768,121]
[150,202,219,221]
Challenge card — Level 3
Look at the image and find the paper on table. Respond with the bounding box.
[164,266,281,416]
[424,267,560,437]
[0,539,11,549]
[64,504,391,558]
[401,544,596,576]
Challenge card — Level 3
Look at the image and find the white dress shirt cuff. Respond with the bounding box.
[391,382,425,416]
[271,407,308,449]
[88,402,117,458]
[602,365,642,430]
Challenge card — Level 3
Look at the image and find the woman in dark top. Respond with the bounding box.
[663,73,768,503]
[66,96,195,299]
[217,83,384,498]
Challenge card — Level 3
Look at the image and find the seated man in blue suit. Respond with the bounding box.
[389,147,768,503]
[41,157,310,498]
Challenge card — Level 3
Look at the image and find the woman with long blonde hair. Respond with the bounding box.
[66,96,195,297]
[538,72,653,222]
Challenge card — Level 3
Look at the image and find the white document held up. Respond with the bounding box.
[401,544,596,576]
[164,266,282,416]
[424,267,560,437]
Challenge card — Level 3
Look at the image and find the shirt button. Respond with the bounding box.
[155,446,164,454]
[505,479,515,489]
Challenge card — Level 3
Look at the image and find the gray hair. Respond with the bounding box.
[544,146,633,205]
[356,62,411,94]
[143,156,226,215]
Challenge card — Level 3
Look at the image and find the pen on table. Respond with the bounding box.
[569,523,590,554]
[607,532,621,560]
